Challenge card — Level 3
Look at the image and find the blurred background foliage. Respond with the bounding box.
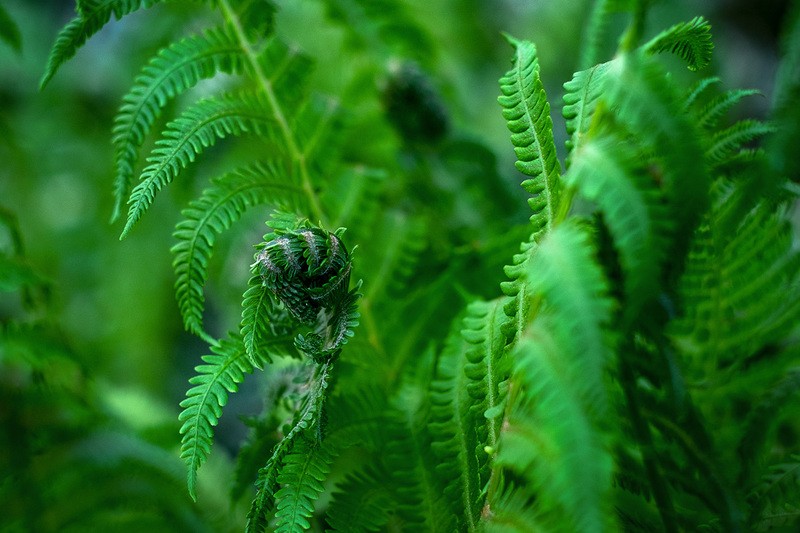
[0,0,795,530]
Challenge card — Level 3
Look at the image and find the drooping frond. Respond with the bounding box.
[273,438,336,533]
[325,467,392,532]
[41,0,168,89]
[747,455,800,531]
[111,25,250,221]
[643,16,713,71]
[498,34,562,240]
[179,333,283,501]
[0,4,21,53]
[429,313,482,532]
[171,162,305,341]
[122,91,277,238]
[683,76,720,110]
[564,133,669,320]
[562,61,612,165]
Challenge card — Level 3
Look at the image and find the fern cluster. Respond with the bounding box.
[33,0,800,531]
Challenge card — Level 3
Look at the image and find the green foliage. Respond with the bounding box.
[12,0,800,531]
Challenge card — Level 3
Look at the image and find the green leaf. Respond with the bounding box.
[111,25,249,221]
[644,16,713,71]
[178,334,255,501]
[274,439,336,533]
[498,34,562,239]
[121,92,277,238]
[41,0,169,89]
[171,162,305,340]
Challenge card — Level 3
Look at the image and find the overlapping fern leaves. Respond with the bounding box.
[39,0,800,531]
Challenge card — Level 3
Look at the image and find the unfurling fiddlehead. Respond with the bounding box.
[249,213,361,365]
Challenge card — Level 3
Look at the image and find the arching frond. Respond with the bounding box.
[562,61,612,165]
[41,0,168,89]
[498,34,562,239]
[122,91,277,238]
[644,16,713,71]
[564,134,669,320]
[273,438,336,533]
[171,162,305,341]
[179,333,270,502]
[111,25,250,221]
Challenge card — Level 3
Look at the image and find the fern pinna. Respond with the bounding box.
[41,0,800,531]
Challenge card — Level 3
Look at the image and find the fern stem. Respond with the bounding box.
[218,0,326,225]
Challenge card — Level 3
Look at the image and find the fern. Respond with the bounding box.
[498,34,562,239]
[429,314,482,532]
[748,455,800,531]
[643,16,714,71]
[564,133,669,320]
[122,91,278,237]
[41,0,170,89]
[492,220,616,532]
[273,438,336,533]
[325,467,392,532]
[179,332,289,501]
[172,162,305,341]
[562,61,612,165]
[111,25,250,220]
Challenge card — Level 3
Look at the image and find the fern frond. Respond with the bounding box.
[41,0,167,89]
[323,166,385,235]
[748,455,800,531]
[602,52,709,265]
[706,119,775,167]
[671,204,800,372]
[429,313,482,532]
[247,361,334,532]
[562,61,612,165]
[493,221,616,532]
[179,332,283,501]
[738,369,800,488]
[498,34,562,239]
[273,438,336,533]
[683,76,720,111]
[483,482,542,532]
[644,16,713,71]
[111,25,250,221]
[0,4,21,53]
[122,92,277,238]
[172,162,305,341]
[564,134,669,320]
[461,298,510,488]
[698,88,761,130]
[325,467,392,532]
